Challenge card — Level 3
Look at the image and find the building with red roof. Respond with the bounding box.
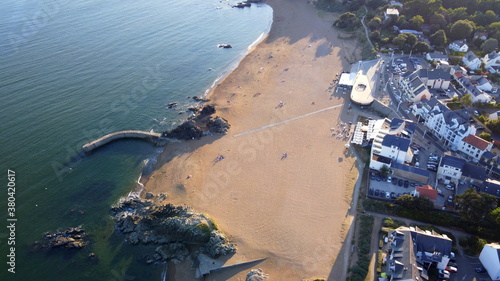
[459,134,493,162]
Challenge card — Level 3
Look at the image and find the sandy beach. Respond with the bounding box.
[145,0,362,279]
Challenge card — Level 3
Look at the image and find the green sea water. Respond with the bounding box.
[0,0,272,280]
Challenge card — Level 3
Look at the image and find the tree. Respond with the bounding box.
[368,17,382,30]
[370,30,381,41]
[491,207,500,225]
[337,12,358,28]
[395,195,433,211]
[448,7,469,22]
[460,94,472,107]
[429,30,447,47]
[409,15,424,30]
[413,41,430,53]
[392,33,418,51]
[450,20,474,40]
[479,132,492,141]
[481,38,499,53]
[430,13,447,29]
[472,10,497,27]
[455,188,498,225]
[380,165,391,178]
[486,118,500,134]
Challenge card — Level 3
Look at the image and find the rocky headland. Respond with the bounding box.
[110,194,236,267]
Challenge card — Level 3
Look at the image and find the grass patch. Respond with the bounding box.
[446,102,464,111]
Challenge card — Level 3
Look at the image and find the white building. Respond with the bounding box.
[484,51,500,73]
[369,118,415,171]
[384,8,399,20]
[424,102,476,150]
[426,51,448,62]
[459,134,493,162]
[462,51,482,70]
[437,155,465,184]
[448,40,468,52]
[456,76,492,103]
[479,243,500,281]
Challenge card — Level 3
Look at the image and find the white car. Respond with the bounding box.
[439,269,450,279]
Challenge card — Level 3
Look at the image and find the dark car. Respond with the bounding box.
[390,192,396,199]
[392,177,398,185]
[376,176,382,181]
[404,180,409,188]
[374,189,380,196]
[475,267,486,273]
[379,191,386,198]
[398,179,403,186]
[369,188,374,195]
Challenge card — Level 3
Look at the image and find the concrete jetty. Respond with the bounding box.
[82,130,169,153]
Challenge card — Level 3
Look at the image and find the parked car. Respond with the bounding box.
[387,176,392,183]
[390,192,396,199]
[369,188,374,195]
[447,195,453,203]
[374,189,380,196]
[404,180,409,188]
[446,266,457,273]
[475,267,486,273]
[445,185,455,191]
[392,177,398,185]
[398,179,403,186]
[385,192,391,199]
[438,269,450,279]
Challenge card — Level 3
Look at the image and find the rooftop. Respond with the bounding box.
[462,134,490,150]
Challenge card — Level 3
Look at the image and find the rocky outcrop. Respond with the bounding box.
[207,116,231,134]
[111,195,236,265]
[199,105,216,117]
[33,226,88,250]
[247,268,269,281]
[163,120,203,140]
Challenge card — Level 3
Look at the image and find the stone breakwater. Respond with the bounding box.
[82,130,168,153]
[110,194,236,267]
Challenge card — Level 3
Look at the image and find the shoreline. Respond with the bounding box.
[145,0,362,279]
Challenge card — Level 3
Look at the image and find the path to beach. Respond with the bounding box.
[145,0,362,279]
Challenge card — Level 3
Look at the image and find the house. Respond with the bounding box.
[459,134,493,162]
[416,185,438,200]
[462,51,481,70]
[474,31,488,40]
[437,155,465,184]
[479,243,500,281]
[489,110,500,120]
[384,8,399,20]
[474,76,494,92]
[399,29,423,38]
[368,118,416,171]
[386,226,453,279]
[448,65,467,76]
[391,162,430,184]
[399,70,432,103]
[482,179,500,199]
[484,51,500,73]
[389,1,403,6]
[449,40,468,52]
[424,102,476,150]
[456,76,492,103]
[461,162,487,185]
[426,51,449,62]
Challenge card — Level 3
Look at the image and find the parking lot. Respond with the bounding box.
[368,173,421,200]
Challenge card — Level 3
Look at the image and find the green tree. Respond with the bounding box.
[393,33,418,51]
[337,12,358,29]
[448,7,469,22]
[450,20,474,40]
[472,10,497,27]
[368,17,382,30]
[479,132,492,141]
[455,188,498,225]
[410,15,425,30]
[413,41,430,53]
[491,207,500,225]
[430,13,447,29]
[486,118,500,134]
[380,165,391,178]
[481,38,499,52]
[460,94,472,107]
[370,30,381,41]
[429,30,447,47]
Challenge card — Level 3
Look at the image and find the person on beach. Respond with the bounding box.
[281,152,288,160]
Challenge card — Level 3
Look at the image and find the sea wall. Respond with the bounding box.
[82,130,168,153]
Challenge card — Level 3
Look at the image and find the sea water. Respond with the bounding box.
[0,0,272,280]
